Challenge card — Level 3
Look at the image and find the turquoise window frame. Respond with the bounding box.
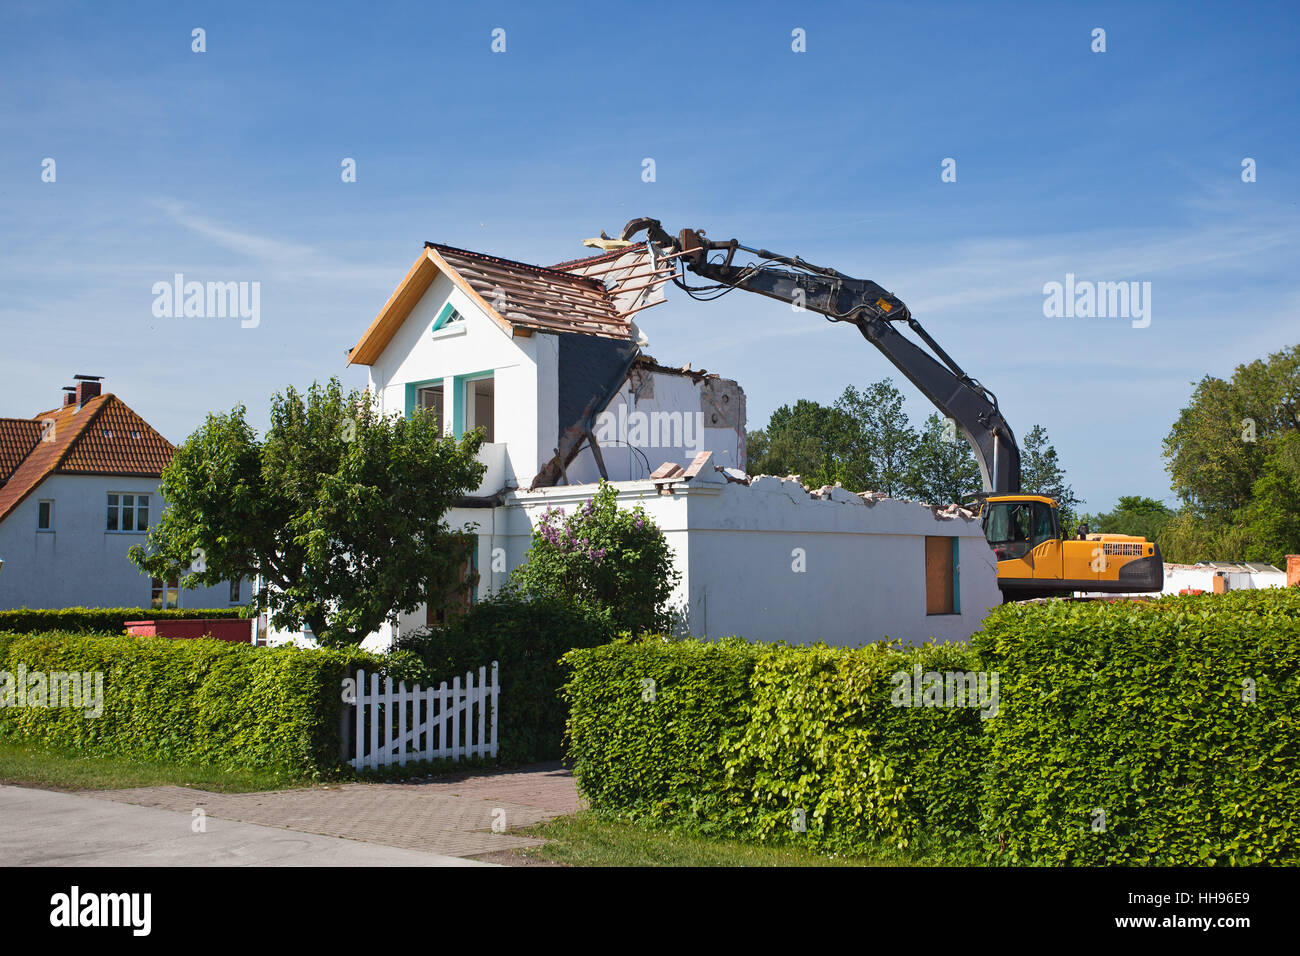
[431,301,464,333]
[951,537,961,614]
[468,536,480,606]
[453,369,495,438]
[404,378,446,423]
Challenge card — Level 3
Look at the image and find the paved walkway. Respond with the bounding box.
[84,761,583,860]
[0,786,487,866]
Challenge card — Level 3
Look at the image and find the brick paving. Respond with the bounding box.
[88,761,583,859]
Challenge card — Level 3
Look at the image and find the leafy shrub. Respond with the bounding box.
[0,631,392,775]
[509,480,680,635]
[726,641,988,853]
[563,639,989,852]
[565,590,1300,864]
[0,607,243,636]
[974,590,1300,865]
[395,589,614,764]
[562,639,761,831]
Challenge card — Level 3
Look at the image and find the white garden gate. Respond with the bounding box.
[346,663,499,769]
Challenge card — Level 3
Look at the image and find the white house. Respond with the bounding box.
[267,239,1003,650]
[0,377,237,612]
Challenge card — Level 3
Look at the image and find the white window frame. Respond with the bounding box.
[107,492,151,533]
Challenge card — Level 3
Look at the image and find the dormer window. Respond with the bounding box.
[431,302,466,337]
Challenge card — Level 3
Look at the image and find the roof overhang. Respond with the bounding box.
[348,247,522,367]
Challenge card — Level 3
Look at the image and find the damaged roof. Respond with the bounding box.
[349,241,654,365]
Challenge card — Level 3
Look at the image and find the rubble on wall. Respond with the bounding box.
[644,460,980,522]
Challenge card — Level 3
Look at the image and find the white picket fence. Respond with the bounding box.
[346,663,499,769]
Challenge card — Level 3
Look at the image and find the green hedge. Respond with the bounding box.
[562,639,760,830]
[396,590,614,764]
[564,589,1300,864]
[563,638,989,852]
[0,607,244,635]
[0,631,386,775]
[974,590,1300,866]
[726,641,988,852]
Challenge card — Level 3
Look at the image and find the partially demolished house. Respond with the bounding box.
[267,238,1003,649]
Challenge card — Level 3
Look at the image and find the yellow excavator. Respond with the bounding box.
[620,218,1163,601]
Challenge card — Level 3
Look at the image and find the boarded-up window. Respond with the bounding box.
[926,536,959,615]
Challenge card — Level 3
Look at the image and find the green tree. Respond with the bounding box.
[1161,344,1300,564]
[509,480,681,635]
[130,377,486,646]
[746,399,851,487]
[1020,424,1082,531]
[1089,495,1175,541]
[832,379,918,496]
[905,413,983,504]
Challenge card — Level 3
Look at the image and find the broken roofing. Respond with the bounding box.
[349,241,669,366]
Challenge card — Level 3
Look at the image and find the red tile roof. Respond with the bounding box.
[350,242,652,366]
[428,242,633,340]
[0,395,175,524]
[0,418,43,484]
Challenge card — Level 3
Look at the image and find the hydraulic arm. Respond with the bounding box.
[620,218,1021,494]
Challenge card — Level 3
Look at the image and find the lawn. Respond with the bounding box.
[0,740,317,793]
[506,811,947,867]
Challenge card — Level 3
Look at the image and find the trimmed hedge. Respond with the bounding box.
[726,641,988,852]
[0,631,386,775]
[562,639,761,830]
[564,589,1300,864]
[395,590,614,764]
[974,590,1300,866]
[0,607,244,636]
[563,638,989,852]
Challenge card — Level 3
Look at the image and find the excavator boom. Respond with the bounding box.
[619,217,1164,601]
[621,218,1021,494]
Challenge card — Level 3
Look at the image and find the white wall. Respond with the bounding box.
[447,474,999,649]
[568,368,747,484]
[0,473,234,611]
[367,273,542,489]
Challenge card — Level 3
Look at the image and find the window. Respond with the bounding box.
[981,500,1057,560]
[463,376,494,442]
[107,493,150,532]
[230,577,241,604]
[37,500,53,531]
[431,302,465,335]
[925,536,960,615]
[151,577,179,610]
[416,384,445,434]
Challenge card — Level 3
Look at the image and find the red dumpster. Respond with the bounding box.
[124,619,252,643]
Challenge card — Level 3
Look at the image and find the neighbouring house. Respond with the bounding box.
[0,376,238,611]
[265,239,1002,650]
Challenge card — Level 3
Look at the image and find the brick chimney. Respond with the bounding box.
[62,387,77,407]
[73,374,103,406]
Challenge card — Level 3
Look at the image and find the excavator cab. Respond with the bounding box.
[982,497,1058,560]
[979,494,1163,600]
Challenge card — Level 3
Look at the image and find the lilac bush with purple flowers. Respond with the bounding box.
[510,480,679,635]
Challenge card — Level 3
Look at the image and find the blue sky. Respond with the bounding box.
[2,0,1297,512]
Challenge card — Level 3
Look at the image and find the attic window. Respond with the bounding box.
[431,302,466,336]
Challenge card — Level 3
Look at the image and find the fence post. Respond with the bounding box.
[489,661,499,758]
